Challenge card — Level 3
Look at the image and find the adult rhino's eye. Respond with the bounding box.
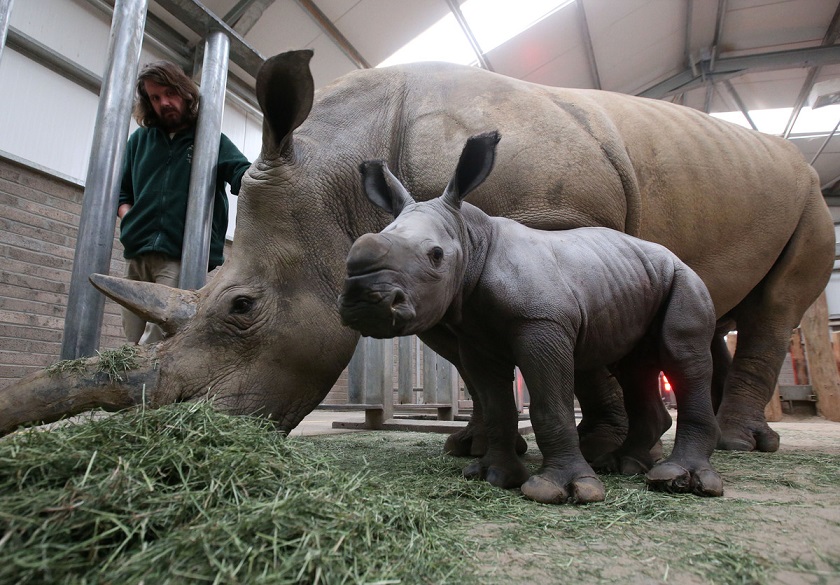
[231,296,254,315]
[429,246,444,266]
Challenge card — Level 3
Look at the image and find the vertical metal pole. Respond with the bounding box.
[179,30,230,290]
[61,0,147,359]
[0,0,14,64]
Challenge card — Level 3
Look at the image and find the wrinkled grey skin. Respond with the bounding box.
[0,50,833,457]
[339,132,723,504]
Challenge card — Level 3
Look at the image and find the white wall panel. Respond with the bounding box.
[0,49,98,181]
[221,101,262,240]
[10,0,112,76]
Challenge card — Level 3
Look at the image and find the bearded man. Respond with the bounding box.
[116,61,250,344]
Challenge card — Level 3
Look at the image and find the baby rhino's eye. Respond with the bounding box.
[429,246,444,266]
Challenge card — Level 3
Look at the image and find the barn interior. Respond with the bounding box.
[1,2,840,583]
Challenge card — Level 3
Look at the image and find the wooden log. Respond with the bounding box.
[789,329,809,385]
[726,331,783,421]
[765,385,784,422]
[799,292,840,422]
[832,331,840,375]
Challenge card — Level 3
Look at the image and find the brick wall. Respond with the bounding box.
[0,155,350,403]
[0,156,127,389]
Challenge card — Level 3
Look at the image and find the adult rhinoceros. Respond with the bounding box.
[0,50,833,455]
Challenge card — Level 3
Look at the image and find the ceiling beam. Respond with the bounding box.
[293,0,370,69]
[224,0,276,36]
[576,0,600,89]
[782,1,840,138]
[153,0,266,77]
[446,0,492,71]
[638,45,840,99]
[703,0,727,113]
[723,80,757,130]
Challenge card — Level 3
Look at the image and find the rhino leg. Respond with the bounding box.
[717,193,834,452]
[590,360,672,475]
[418,325,527,457]
[459,357,529,489]
[574,368,630,461]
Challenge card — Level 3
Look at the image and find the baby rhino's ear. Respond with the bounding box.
[359,160,415,217]
[442,131,500,208]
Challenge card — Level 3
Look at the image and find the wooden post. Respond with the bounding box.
[397,337,413,404]
[799,292,840,422]
[831,331,840,375]
[726,331,783,422]
[789,329,809,385]
[347,337,394,428]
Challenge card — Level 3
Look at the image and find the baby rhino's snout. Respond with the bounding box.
[346,233,393,276]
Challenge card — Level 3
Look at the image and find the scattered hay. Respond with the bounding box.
[1,408,838,584]
[0,404,463,584]
[46,345,149,383]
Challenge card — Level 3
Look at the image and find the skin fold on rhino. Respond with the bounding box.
[0,50,834,456]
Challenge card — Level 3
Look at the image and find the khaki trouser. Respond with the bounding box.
[122,253,181,344]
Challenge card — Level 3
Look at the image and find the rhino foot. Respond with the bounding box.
[645,461,723,497]
[520,470,605,505]
[463,456,530,489]
[445,427,528,457]
[717,420,779,452]
[591,452,653,475]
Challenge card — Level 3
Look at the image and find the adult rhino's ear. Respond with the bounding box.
[256,50,315,158]
[359,160,415,217]
[442,131,500,208]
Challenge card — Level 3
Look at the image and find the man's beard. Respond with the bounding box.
[159,109,187,131]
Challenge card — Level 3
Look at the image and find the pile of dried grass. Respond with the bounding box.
[0,403,463,584]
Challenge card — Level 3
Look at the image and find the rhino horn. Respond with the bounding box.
[0,345,160,436]
[89,273,197,335]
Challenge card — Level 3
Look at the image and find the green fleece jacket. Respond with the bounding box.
[118,126,250,269]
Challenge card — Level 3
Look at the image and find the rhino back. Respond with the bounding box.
[267,61,830,318]
[468,222,680,366]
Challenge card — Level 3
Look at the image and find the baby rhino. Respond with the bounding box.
[339,132,722,504]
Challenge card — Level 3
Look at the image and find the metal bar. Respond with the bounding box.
[445,0,492,71]
[638,45,840,99]
[576,0,600,89]
[723,79,757,130]
[702,0,726,114]
[61,0,148,359]
[783,2,840,138]
[704,82,714,114]
[85,0,262,115]
[822,174,840,192]
[684,0,694,72]
[784,68,820,139]
[293,0,369,69]
[229,0,276,36]
[179,30,229,290]
[0,0,13,64]
[810,116,840,166]
[153,0,265,76]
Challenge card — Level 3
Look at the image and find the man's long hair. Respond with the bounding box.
[133,61,200,128]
